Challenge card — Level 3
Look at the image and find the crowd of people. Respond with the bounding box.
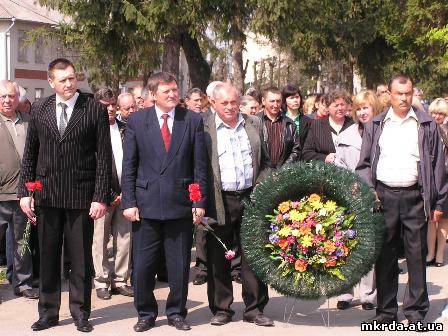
[0,57,448,333]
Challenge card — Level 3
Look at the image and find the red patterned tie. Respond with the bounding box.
[161,114,171,151]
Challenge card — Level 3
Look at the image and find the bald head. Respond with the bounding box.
[117,93,136,120]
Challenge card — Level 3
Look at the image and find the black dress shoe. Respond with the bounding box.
[210,313,232,326]
[193,274,207,285]
[74,319,93,332]
[426,258,435,266]
[31,318,59,331]
[232,274,242,284]
[16,288,39,299]
[133,318,155,332]
[361,302,375,310]
[434,262,444,267]
[364,315,397,324]
[168,316,191,331]
[96,288,111,300]
[337,300,350,310]
[243,314,274,326]
[115,285,134,297]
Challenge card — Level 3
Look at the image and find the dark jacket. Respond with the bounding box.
[302,116,353,162]
[203,112,270,225]
[297,113,312,160]
[257,111,301,168]
[110,118,126,201]
[356,109,448,218]
[121,105,207,220]
[18,93,112,209]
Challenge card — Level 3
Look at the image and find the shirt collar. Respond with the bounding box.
[155,104,175,120]
[215,112,244,130]
[262,110,282,122]
[0,111,21,123]
[56,92,79,110]
[384,106,418,123]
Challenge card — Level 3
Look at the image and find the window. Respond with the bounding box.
[35,88,44,100]
[35,37,44,64]
[17,30,28,62]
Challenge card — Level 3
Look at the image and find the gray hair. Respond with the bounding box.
[212,83,240,100]
[0,80,20,97]
[206,81,223,97]
[117,92,135,108]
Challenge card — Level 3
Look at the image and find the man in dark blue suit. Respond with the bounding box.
[121,72,207,332]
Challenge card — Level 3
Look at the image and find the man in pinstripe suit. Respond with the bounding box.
[18,58,112,333]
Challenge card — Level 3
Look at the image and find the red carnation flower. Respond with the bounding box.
[188,183,202,203]
[25,182,36,192]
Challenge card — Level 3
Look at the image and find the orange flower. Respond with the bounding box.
[278,239,289,250]
[323,241,336,253]
[308,194,321,203]
[294,259,308,272]
[299,226,311,236]
[278,202,290,213]
[342,245,349,256]
[325,259,337,267]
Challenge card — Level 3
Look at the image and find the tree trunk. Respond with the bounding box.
[162,33,181,77]
[230,13,246,93]
[181,32,211,92]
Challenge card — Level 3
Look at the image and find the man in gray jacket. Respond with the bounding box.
[0,80,38,299]
[356,74,447,325]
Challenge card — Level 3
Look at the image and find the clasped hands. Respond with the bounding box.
[123,207,205,224]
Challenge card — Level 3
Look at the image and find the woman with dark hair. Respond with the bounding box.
[281,84,311,160]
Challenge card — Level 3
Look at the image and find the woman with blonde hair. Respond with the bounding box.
[427,98,448,267]
[334,90,381,311]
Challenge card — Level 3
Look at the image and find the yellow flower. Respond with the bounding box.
[278,201,290,213]
[301,235,313,247]
[310,200,324,210]
[278,226,292,238]
[324,200,338,212]
[291,229,300,237]
[290,210,307,222]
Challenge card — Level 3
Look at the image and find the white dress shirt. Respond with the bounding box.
[376,107,420,187]
[55,92,79,129]
[215,113,253,191]
[110,122,123,186]
[155,104,175,132]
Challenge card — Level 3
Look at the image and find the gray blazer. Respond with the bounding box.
[203,111,270,225]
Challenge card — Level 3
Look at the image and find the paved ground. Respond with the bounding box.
[0,250,447,336]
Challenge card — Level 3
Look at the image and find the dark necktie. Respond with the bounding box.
[59,102,68,136]
[161,114,171,151]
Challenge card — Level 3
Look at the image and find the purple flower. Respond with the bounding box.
[335,249,344,257]
[346,229,357,239]
[270,224,279,232]
[269,234,280,244]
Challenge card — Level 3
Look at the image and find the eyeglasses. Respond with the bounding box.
[0,94,17,101]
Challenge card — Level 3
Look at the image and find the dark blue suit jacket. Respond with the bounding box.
[121,105,207,220]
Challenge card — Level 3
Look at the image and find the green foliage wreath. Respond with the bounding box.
[241,161,384,299]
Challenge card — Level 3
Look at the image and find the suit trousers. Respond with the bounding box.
[0,200,33,292]
[337,267,376,304]
[92,205,131,289]
[207,190,269,318]
[375,182,428,321]
[37,207,94,320]
[133,217,193,320]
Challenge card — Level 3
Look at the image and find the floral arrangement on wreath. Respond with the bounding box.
[266,194,357,285]
[241,161,384,299]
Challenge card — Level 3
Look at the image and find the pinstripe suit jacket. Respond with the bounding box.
[18,93,112,209]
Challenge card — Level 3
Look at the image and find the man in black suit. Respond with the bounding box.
[121,72,207,332]
[19,58,112,333]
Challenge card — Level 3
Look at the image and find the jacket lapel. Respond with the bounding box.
[145,106,166,160]
[61,94,86,141]
[43,94,60,139]
[203,112,222,186]
[161,107,187,172]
